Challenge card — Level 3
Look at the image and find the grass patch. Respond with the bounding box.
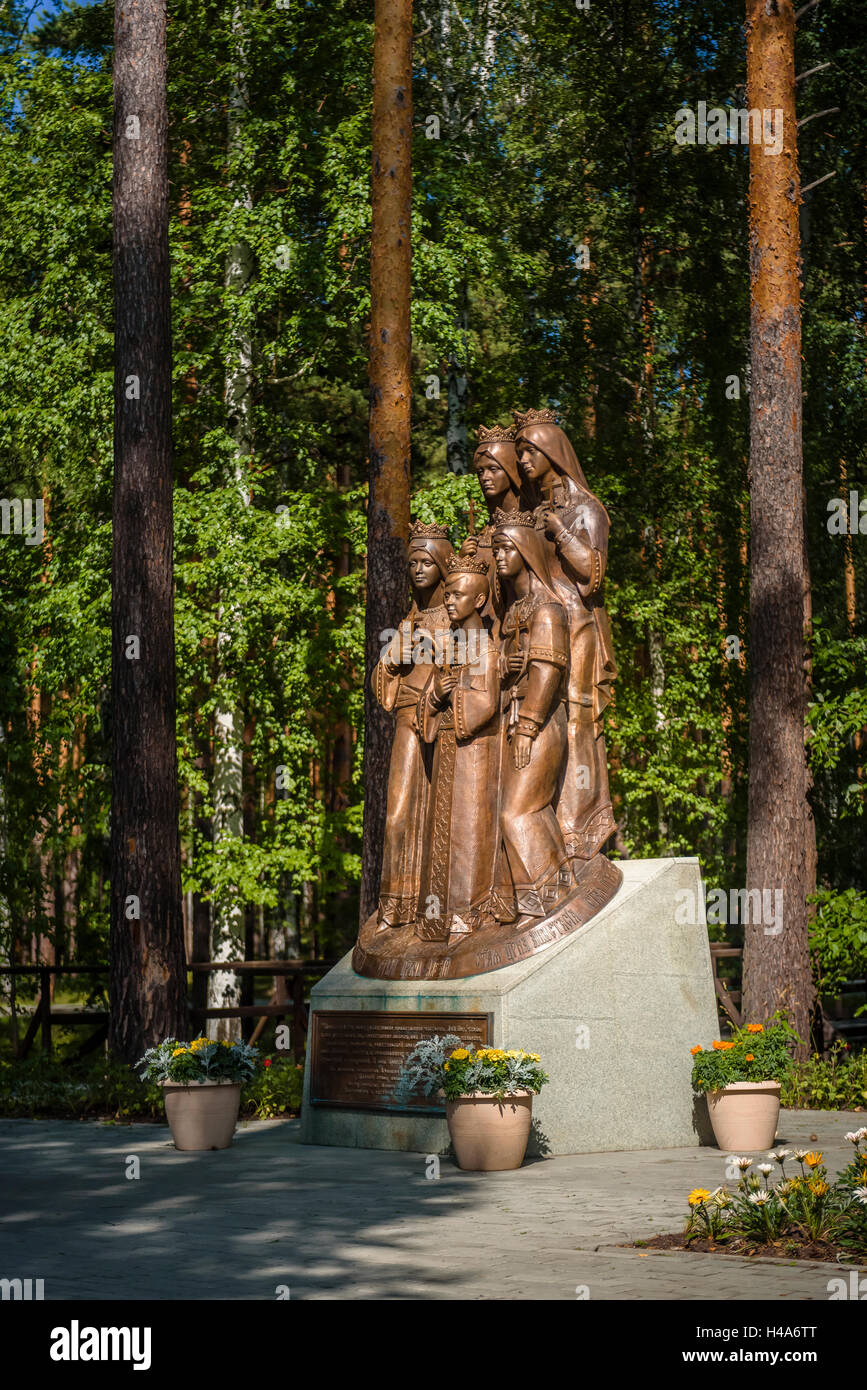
[780,1043,867,1111]
[0,1052,304,1122]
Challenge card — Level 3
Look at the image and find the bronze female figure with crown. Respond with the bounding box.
[514,407,618,863]
[371,521,454,930]
[414,553,515,945]
[460,424,527,638]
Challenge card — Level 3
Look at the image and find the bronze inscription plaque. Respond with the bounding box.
[310,1010,492,1114]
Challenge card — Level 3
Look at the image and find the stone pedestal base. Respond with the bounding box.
[300,857,719,1155]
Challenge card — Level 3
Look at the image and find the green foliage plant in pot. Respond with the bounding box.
[395,1034,549,1171]
[137,1037,261,1151]
[691,1017,800,1152]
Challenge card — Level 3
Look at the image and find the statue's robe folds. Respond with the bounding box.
[498,593,574,917]
[415,639,515,942]
[373,603,451,928]
[534,480,617,859]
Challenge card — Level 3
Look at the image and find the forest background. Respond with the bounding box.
[2,0,866,1006]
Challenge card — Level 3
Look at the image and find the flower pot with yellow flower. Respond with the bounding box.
[137,1037,261,1151]
[394,1035,549,1171]
[690,1017,800,1152]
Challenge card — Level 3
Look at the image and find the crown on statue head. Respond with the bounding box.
[409,520,450,541]
[476,423,515,443]
[512,407,560,429]
[446,554,490,578]
[491,508,537,530]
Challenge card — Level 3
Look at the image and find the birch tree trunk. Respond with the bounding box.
[446,304,468,475]
[360,0,414,924]
[109,0,186,1061]
[208,3,253,1040]
[742,0,813,1047]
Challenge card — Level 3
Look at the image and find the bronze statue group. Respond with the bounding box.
[355,409,620,979]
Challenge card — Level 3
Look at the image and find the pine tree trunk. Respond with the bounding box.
[0,718,11,1022]
[360,0,413,924]
[802,482,817,911]
[742,0,813,1048]
[840,460,857,636]
[109,0,186,1062]
[838,459,862,769]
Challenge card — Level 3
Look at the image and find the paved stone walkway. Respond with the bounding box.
[0,1109,863,1300]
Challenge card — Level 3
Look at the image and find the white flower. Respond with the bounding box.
[731,1155,753,1171]
[748,1191,771,1205]
[758,1163,773,1175]
[844,1132,860,1145]
[857,1128,867,1142]
[792,1149,809,1161]
[853,1187,867,1205]
[768,1149,790,1163]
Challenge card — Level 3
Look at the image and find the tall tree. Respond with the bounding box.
[207,2,254,1040]
[109,0,186,1060]
[742,0,813,1044]
[360,0,414,923]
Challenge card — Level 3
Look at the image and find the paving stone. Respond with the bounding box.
[0,1109,863,1300]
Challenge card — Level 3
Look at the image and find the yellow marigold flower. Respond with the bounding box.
[690,1045,702,1056]
[527,1053,541,1062]
[171,1047,187,1057]
[808,1179,829,1197]
[443,1062,450,1071]
[804,1152,823,1169]
[712,1040,734,1051]
[746,1023,764,1034]
[688,1188,711,1207]
[507,1050,521,1058]
[745,1054,754,1062]
[450,1048,470,1061]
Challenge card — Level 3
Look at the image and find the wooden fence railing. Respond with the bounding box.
[709,944,743,1029]
[0,965,109,1060]
[187,960,336,1054]
[0,959,336,1060]
[708,946,867,1050]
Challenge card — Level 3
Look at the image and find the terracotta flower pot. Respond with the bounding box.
[161,1080,242,1151]
[705,1080,781,1152]
[446,1090,533,1171]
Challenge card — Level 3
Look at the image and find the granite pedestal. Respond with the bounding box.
[300,857,719,1155]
